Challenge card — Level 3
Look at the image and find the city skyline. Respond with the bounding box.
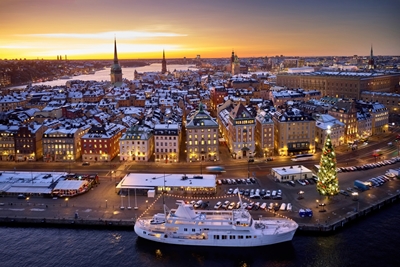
[0,0,399,60]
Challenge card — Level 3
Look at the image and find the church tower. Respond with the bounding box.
[368,45,375,70]
[161,50,167,74]
[110,37,123,85]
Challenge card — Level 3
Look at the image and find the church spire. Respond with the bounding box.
[114,37,119,64]
[370,44,373,59]
[161,49,167,74]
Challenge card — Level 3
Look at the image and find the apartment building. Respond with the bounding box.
[119,124,153,162]
[154,123,181,163]
[255,111,274,158]
[15,124,45,161]
[314,114,345,150]
[0,124,18,161]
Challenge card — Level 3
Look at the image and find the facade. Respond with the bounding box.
[186,103,219,162]
[154,123,181,163]
[356,101,389,135]
[42,125,90,162]
[327,100,358,144]
[218,100,256,159]
[314,114,346,150]
[276,72,400,99]
[0,124,18,161]
[15,124,45,161]
[361,91,400,114]
[119,124,154,162]
[81,123,126,162]
[271,165,313,183]
[255,111,274,158]
[272,108,316,156]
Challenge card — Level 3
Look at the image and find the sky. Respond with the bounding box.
[0,0,399,60]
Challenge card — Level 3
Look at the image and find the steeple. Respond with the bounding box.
[114,37,119,64]
[161,49,167,74]
[110,37,123,85]
[370,45,373,59]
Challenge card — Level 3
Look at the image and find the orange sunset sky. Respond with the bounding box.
[0,0,399,60]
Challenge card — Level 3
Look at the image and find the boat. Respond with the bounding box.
[134,196,298,247]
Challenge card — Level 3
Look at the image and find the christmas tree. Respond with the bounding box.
[317,126,339,196]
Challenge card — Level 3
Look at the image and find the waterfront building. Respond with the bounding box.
[81,123,126,162]
[186,103,219,162]
[42,124,90,162]
[272,107,316,156]
[119,124,153,162]
[313,114,346,149]
[255,111,274,158]
[154,123,181,163]
[327,100,358,144]
[0,124,18,161]
[15,124,45,161]
[218,100,256,159]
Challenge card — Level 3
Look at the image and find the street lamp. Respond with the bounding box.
[65,198,69,207]
[316,199,319,208]
[105,199,108,208]
[146,200,148,209]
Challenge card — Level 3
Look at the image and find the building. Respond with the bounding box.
[81,123,126,162]
[218,100,256,159]
[161,50,167,74]
[314,114,346,150]
[116,173,217,196]
[255,111,274,158]
[276,71,400,99]
[119,124,153,162]
[42,125,90,162]
[272,107,316,156]
[271,165,313,183]
[186,103,219,162]
[110,38,123,86]
[154,123,181,163]
[0,124,18,161]
[356,101,389,135]
[327,100,358,144]
[15,124,45,161]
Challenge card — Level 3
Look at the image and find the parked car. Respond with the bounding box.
[288,181,296,187]
[260,189,266,196]
[214,201,222,209]
[260,202,267,210]
[286,203,292,211]
[194,200,203,208]
[222,200,230,209]
[228,202,236,210]
[227,188,234,194]
[82,162,90,166]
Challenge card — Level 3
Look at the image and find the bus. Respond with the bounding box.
[291,154,314,161]
[206,166,226,173]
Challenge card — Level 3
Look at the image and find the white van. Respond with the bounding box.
[233,188,239,195]
[279,203,286,211]
[260,203,267,210]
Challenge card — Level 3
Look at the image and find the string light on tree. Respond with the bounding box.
[316,125,339,196]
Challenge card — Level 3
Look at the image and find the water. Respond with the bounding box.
[1,202,399,267]
[31,64,197,87]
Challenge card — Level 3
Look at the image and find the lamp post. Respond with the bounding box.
[134,188,138,210]
[105,199,108,208]
[65,198,69,207]
[316,199,319,208]
[146,200,148,209]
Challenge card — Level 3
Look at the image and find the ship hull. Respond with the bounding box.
[134,222,296,247]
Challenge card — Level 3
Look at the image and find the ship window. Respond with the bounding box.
[222,235,227,240]
[229,236,236,239]
[214,235,219,239]
[238,236,243,239]
[246,236,251,239]
[184,228,187,231]
[192,229,196,232]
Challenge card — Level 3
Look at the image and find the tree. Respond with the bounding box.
[317,126,339,196]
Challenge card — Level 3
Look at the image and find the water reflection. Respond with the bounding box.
[135,237,296,267]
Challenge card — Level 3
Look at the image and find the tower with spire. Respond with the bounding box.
[161,50,167,74]
[368,45,375,70]
[110,37,123,85]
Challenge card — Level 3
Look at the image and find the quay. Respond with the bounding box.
[1,175,400,233]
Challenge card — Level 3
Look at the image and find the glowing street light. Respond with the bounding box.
[65,198,69,207]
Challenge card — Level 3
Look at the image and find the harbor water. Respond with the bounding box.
[1,201,399,267]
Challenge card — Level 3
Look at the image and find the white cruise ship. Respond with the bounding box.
[134,199,298,247]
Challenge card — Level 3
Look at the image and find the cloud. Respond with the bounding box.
[18,31,187,40]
